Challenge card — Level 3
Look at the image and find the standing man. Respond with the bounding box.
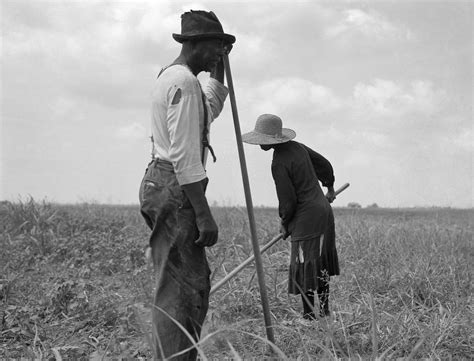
[138,10,235,360]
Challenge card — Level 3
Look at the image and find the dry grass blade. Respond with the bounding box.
[226,340,243,360]
[376,340,403,360]
[151,304,208,361]
[370,293,378,359]
[319,317,348,358]
[335,305,353,357]
[406,334,428,360]
[51,348,63,361]
[293,323,334,358]
[232,329,289,359]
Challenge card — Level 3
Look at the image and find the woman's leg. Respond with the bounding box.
[317,275,330,317]
[301,291,316,319]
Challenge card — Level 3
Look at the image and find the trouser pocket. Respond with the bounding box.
[139,161,185,229]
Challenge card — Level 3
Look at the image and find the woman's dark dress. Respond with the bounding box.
[271,141,339,294]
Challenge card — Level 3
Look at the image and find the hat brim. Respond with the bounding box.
[173,33,236,44]
[242,128,296,145]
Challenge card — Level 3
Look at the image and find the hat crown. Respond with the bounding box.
[180,10,224,36]
[173,10,235,44]
[241,113,295,145]
[254,114,283,138]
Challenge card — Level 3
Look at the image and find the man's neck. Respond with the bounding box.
[172,54,200,76]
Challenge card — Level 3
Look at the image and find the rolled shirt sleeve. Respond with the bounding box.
[203,78,228,120]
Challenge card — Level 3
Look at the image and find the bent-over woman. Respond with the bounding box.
[242,114,340,319]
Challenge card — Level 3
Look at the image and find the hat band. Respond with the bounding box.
[253,131,285,140]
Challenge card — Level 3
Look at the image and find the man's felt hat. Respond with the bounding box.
[242,114,296,145]
[172,10,236,44]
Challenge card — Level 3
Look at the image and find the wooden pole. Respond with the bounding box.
[223,54,275,344]
[210,183,350,295]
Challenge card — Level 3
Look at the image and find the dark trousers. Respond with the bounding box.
[139,160,210,360]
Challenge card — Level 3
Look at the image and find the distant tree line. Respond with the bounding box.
[346,202,379,209]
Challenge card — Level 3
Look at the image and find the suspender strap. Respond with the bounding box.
[199,90,217,163]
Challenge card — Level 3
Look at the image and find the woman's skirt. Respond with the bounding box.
[288,211,339,295]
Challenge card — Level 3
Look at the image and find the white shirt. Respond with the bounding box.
[150,65,228,185]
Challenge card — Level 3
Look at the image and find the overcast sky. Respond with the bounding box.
[1,0,472,208]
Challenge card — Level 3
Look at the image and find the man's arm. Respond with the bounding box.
[181,180,218,247]
[166,71,218,246]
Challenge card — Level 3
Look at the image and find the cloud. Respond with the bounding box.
[326,8,413,42]
[135,1,179,46]
[228,32,270,74]
[233,76,462,164]
[351,79,449,119]
[453,128,473,152]
[324,126,393,155]
[240,76,453,145]
[115,122,147,140]
[1,1,56,31]
[342,78,471,162]
[244,77,342,121]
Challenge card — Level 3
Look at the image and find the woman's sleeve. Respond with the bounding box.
[303,144,335,187]
[271,162,297,227]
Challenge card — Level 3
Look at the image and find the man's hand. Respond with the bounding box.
[181,180,219,247]
[211,43,233,82]
[223,43,233,55]
[195,212,218,247]
[325,186,336,203]
[280,223,290,240]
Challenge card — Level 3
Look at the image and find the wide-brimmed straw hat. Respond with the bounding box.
[172,10,236,44]
[242,114,296,145]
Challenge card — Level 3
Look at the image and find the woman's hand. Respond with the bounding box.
[325,186,336,203]
[280,223,290,240]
